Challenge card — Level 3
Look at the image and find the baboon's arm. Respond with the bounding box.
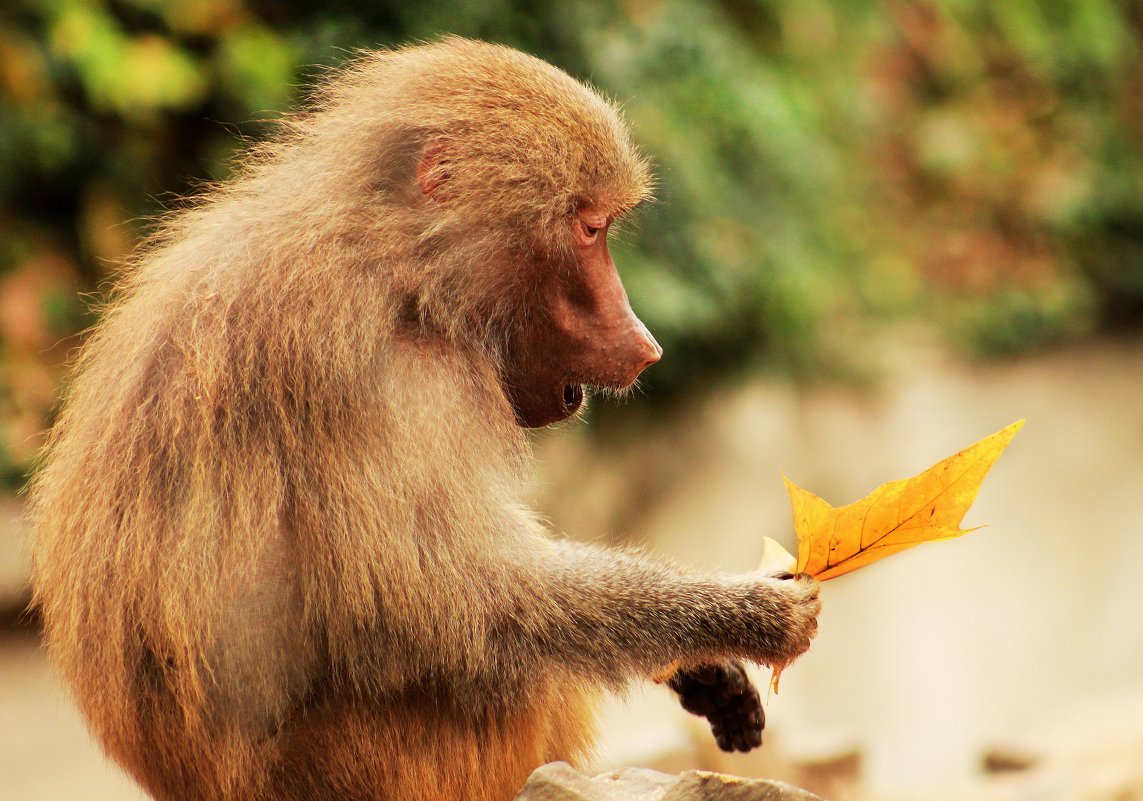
[483,540,819,686]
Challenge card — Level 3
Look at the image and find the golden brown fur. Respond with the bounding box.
[30,38,818,801]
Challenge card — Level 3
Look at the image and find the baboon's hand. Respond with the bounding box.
[750,573,820,667]
[668,660,764,753]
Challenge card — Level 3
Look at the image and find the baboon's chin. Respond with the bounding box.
[510,382,585,428]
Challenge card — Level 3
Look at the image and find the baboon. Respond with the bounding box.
[30,37,820,801]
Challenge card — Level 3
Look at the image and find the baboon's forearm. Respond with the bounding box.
[484,542,801,684]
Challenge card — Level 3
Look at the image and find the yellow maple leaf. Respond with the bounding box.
[765,421,1022,696]
[786,420,1024,581]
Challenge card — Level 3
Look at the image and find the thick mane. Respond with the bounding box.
[23,39,809,801]
[29,39,539,774]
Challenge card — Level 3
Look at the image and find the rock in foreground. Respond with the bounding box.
[516,762,823,801]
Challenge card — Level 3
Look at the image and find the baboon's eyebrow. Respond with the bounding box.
[618,198,651,217]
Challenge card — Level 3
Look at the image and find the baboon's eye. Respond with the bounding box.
[575,215,606,246]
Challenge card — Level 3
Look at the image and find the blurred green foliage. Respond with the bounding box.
[1,0,1142,484]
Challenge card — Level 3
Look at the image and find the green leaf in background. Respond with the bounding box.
[218,24,299,116]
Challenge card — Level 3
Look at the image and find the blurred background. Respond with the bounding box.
[2,0,1142,799]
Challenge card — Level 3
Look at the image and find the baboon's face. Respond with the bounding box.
[415,139,659,428]
[501,207,661,428]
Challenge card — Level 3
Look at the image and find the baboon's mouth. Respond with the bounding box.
[562,383,584,415]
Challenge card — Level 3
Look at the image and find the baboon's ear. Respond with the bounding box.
[416,139,454,201]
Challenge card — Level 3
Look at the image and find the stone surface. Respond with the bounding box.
[515,762,823,801]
